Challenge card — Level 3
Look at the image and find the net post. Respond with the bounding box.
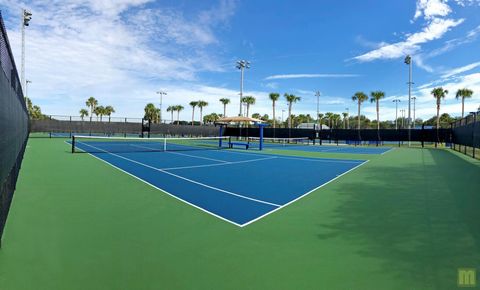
[71,136,75,153]
[218,125,224,148]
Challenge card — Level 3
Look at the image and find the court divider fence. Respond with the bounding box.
[224,126,452,147]
[0,12,29,247]
[451,111,479,159]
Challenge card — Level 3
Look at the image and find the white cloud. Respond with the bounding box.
[441,61,480,78]
[265,74,360,80]
[413,0,452,21]
[0,0,237,119]
[353,18,463,62]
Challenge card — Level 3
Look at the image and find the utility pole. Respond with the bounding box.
[236,60,250,116]
[412,96,417,128]
[156,91,167,123]
[393,99,401,129]
[315,91,320,130]
[21,8,32,94]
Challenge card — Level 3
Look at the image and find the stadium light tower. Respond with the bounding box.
[236,60,250,116]
[156,91,167,123]
[405,55,414,145]
[393,99,401,129]
[21,8,32,95]
[25,79,31,98]
[315,91,321,130]
[412,96,417,128]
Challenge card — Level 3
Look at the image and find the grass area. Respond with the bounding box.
[0,138,479,290]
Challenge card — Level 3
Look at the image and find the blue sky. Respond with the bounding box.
[1,0,479,121]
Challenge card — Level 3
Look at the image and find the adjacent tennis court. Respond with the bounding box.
[71,136,366,226]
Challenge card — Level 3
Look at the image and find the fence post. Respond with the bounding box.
[421,124,424,148]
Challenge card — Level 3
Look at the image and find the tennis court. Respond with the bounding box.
[71,136,367,226]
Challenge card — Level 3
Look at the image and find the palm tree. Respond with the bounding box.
[104,105,115,122]
[342,112,348,129]
[241,96,256,117]
[370,91,385,130]
[325,112,334,128]
[175,105,184,125]
[455,88,474,118]
[219,98,230,117]
[94,105,105,121]
[197,100,208,125]
[166,106,175,124]
[144,103,160,123]
[284,93,301,128]
[79,109,89,121]
[318,113,324,128]
[431,87,448,129]
[332,114,341,129]
[189,101,199,126]
[269,93,280,128]
[85,97,98,121]
[352,92,368,129]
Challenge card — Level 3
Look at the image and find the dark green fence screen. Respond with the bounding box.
[0,11,29,247]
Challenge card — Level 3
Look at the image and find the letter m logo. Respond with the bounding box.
[458,268,476,287]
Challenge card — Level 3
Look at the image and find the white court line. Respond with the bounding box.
[131,144,230,163]
[166,151,229,163]
[240,159,370,227]
[380,147,395,155]
[161,156,277,171]
[77,141,281,207]
[67,142,244,227]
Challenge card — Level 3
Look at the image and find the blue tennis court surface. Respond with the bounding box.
[73,141,367,226]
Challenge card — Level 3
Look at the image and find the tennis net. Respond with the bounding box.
[247,137,311,148]
[71,135,230,153]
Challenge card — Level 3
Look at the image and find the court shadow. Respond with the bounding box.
[315,148,480,288]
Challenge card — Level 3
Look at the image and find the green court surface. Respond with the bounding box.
[0,138,479,290]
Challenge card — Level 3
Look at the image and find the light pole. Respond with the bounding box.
[345,108,349,129]
[25,79,31,98]
[400,109,405,128]
[315,91,320,130]
[156,91,167,123]
[393,99,401,129]
[405,55,413,145]
[236,60,250,116]
[412,96,417,128]
[281,109,285,127]
[21,8,32,94]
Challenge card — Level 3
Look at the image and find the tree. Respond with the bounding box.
[318,113,324,127]
[197,100,208,125]
[189,101,198,126]
[455,88,474,118]
[284,93,301,128]
[104,105,115,122]
[241,96,256,118]
[332,114,341,129]
[144,103,160,123]
[325,112,334,128]
[251,113,261,119]
[219,98,230,117]
[85,97,98,121]
[175,105,184,125]
[370,91,385,130]
[203,113,220,124]
[79,109,89,121]
[352,92,368,129]
[269,93,280,128]
[166,106,175,124]
[431,87,448,129]
[342,112,348,129]
[93,105,105,121]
